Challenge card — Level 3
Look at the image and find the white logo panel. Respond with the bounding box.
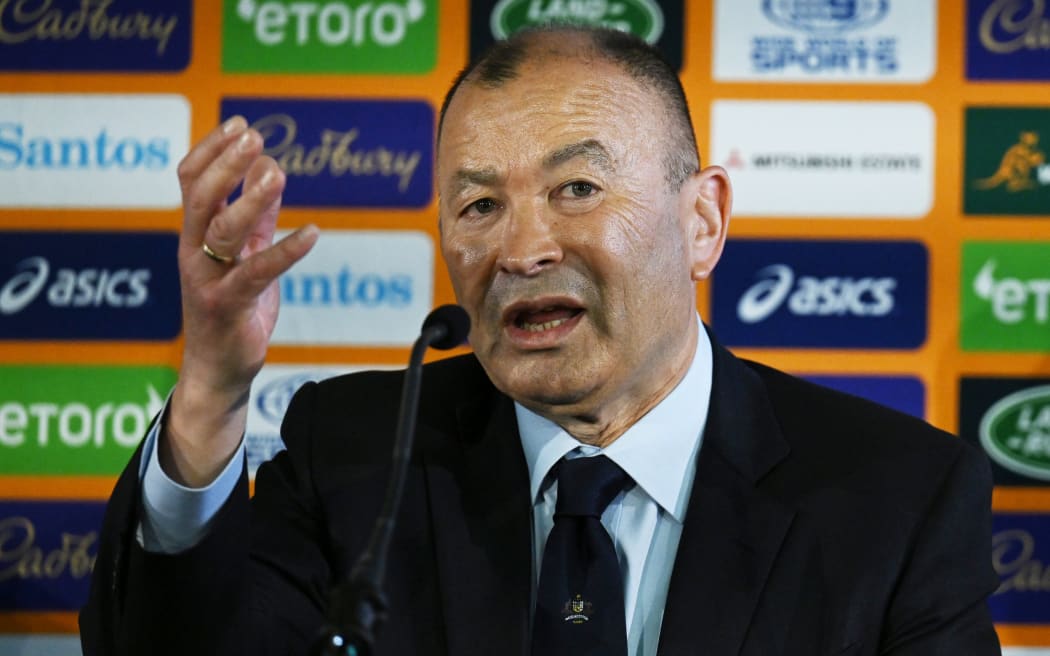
[272,230,434,345]
[0,636,83,656]
[711,101,934,218]
[0,94,189,208]
[712,0,937,83]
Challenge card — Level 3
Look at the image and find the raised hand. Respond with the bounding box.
[161,116,319,487]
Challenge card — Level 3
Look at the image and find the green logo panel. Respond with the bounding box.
[490,0,664,42]
[0,366,175,475]
[223,0,437,73]
[961,241,1050,352]
[963,107,1050,216]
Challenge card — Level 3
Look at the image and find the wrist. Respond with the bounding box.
[161,380,250,487]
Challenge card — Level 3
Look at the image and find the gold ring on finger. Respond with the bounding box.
[202,242,237,265]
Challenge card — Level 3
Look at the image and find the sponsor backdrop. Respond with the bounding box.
[0,0,1048,650]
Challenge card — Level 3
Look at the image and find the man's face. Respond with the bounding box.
[437,54,717,419]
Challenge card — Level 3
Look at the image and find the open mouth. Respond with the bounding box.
[503,301,585,335]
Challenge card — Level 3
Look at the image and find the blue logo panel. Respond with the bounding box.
[990,513,1050,623]
[221,98,434,209]
[0,231,181,340]
[710,240,928,349]
[762,0,889,33]
[966,0,1050,80]
[803,375,925,419]
[0,501,105,611]
[0,0,191,72]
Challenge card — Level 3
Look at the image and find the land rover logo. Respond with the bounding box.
[489,0,665,43]
[980,385,1050,481]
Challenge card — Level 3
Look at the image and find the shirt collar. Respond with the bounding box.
[516,316,713,522]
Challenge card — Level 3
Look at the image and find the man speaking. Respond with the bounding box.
[80,26,1001,656]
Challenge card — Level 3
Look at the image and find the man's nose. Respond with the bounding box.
[497,201,563,276]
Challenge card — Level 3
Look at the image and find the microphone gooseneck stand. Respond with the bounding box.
[311,305,470,656]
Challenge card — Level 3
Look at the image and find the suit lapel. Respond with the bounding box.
[423,389,532,656]
[658,340,796,656]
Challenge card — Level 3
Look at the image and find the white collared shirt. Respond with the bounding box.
[516,318,712,656]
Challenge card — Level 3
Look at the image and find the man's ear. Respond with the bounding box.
[680,165,732,281]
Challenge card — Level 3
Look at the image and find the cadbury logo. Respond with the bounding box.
[0,0,179,56]
[0,516,96,582]
[252,113,421,193]
[993,528,1050,593]
[980,0,1050,54]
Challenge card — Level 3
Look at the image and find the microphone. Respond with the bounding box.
[311,305,470,656]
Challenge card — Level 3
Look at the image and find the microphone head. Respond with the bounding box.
[421,304,471,350]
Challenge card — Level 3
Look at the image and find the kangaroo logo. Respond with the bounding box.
[974,131,1046,192]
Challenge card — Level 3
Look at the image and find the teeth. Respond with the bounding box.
[521,318,568,332]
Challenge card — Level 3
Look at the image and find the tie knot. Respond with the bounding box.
[554,455,630,518]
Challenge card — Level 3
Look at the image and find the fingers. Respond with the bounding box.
[200,156,285,264]
[179,117,265,247]
[227,225,320,299]
[177,116,247,193]
[178,117,248,243]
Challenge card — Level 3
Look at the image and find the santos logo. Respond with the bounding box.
[0,94,188,208]
[272,230,433,345]
[0,124,169,170]
[0,257,149,315]
[711,240,927,349]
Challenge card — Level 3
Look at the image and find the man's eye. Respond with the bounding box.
[468,198,498,215]
[566,181,595,197]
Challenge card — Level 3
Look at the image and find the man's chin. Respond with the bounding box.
[496,371,595,410]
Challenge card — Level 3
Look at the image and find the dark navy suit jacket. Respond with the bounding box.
[80,339,1001,655]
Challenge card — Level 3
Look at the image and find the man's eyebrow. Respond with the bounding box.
[449,167,500,195]
[543,140,614,173]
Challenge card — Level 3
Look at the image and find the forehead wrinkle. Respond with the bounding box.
[543,139,615,174]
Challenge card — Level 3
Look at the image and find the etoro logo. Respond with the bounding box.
[973,260,1050,325]
[0,366,174,475]
[235,0,425,46]
[223,0,436,73]
[980,385,1050,481]
[962,242,1050,352]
